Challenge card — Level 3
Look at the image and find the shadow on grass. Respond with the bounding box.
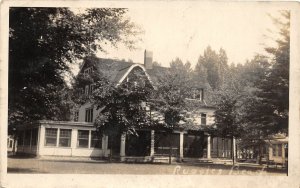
[7,167,46,174]
[8,152,37,159]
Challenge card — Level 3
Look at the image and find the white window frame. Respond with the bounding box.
[83,67,93,77]
[201,113,207,125]
[77,130,89,148]
[74,111,79,122]
[45,128,58,147]
[58,129,72,148]
[85,108,93,122]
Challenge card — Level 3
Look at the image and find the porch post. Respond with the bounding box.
[71,129,78,157]
[233,137,236,162]
[179,132,184,160]
[120,132,126,161]
[37,125,45,156]
[207,135,211,159]
[150,130,155,157]
[29,129,33,151]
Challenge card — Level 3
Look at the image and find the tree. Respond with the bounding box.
[242,11,290,139]
[92,67,155,159]
[195,46,228,90]
[149,58,194,163]
[8,8,140,132]
[258,11,290,135]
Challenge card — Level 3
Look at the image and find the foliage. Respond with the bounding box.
[9,8,140,130]
[150,58,194,130]
[241,11,290,140]
[93,67,155,137]
[195,46,228,90]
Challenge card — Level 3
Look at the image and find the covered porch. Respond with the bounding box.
[117,129,237,163]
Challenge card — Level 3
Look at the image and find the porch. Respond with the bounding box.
[114,130,237,163]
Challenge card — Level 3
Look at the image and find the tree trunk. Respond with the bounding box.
[169,134,172,164]
[231,136,234,165]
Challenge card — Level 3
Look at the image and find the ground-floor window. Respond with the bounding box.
[59,129,72,147]
[45,128,58,146]
[77,130,89,148]
[278,144,282,157]
[272,144,282,157]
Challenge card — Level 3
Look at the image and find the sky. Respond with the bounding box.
[94,4,280,68]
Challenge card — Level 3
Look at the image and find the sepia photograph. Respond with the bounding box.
[1,1,299,188]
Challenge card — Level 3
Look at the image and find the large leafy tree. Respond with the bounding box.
[9,8,140,130]
[152,58,193,129]
[148,58,196,163]
[91,68,155,158]
[195,46,228,90]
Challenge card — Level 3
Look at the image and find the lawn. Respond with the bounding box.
[7,156,287,175]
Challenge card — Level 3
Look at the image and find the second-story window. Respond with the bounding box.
[85,85,89,96]
[201,113,206,125]
[74,111,79,122]
[84,67,93,77]
[89,84,95,95]
[85,108,93,122]
[84,84,96,96]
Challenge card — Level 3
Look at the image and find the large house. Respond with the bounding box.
[16,51,237,162]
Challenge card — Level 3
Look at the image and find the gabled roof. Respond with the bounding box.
[83,56,135,83]
[81,56,165,88]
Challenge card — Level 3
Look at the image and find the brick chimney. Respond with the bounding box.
[144,50,153,69]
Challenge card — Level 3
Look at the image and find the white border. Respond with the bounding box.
[1,1,300,188]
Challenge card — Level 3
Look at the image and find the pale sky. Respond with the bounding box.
[95,5,280,68]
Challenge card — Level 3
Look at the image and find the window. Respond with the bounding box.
[278,144,282,157]
[89,84,95,95]
[85,85,89,96]
[45,128,57,146]
[85,108,93,122]
[77,130,89,148]
[84,84,95,96]
[199,88,204,101]
[74,111,79,122]
[84,67,93,77]
[91,131,102,148]
[59,129,72,147]
[201,113,207,125]
[272,144,277,156]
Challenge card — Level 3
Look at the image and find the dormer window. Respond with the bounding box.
[84,67,94,77]
[191,88,204,101]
